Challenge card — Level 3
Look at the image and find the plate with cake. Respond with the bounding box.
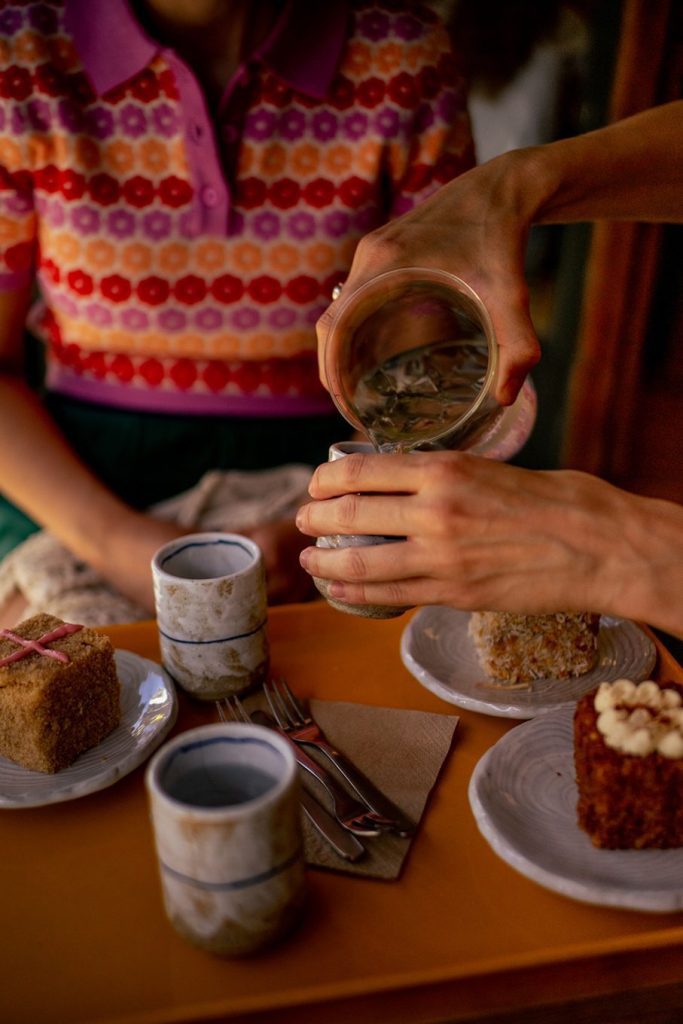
[400,607,656,718]
[468,678,683,912]
[0,614,177,807]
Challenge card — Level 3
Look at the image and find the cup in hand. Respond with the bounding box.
[145,722,305,956]
[151,532,269,700]
[312,441,411,620]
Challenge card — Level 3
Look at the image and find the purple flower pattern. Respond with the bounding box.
[107,209,136,239]
[322,210,350,238]
[152,104,180,138]
[72,206,101,235]
[278,109,306,141]
[231,308,260,330]
[244,109,276,141]
[85,106,115,140]
[252,211,280,241]
[0,8,22,34]
[159,309,188,331]
[267,308,296,329]
[342,112,368,141]
[286,212,315,240]
[0,1,472,406]
[85,303,113,327]
[119,104,147,139]
[121,309,150,331]
[141,211,171,241]
[194,308,222,330]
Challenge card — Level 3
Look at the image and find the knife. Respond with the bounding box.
[250,710,385,837]
[298,785,366,862]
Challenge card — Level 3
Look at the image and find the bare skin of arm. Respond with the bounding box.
[0,289,188,612]
[0,290,312,610]
[317,101,683,405]
[296,452,683,640]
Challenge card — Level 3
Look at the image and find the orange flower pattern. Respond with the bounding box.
[0,0,474,411]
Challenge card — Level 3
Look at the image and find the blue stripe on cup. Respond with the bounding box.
[158,618,267,645]
[160,537,255,572]
[160,846,301,892]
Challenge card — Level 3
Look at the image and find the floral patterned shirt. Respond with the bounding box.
[0,0,474,415]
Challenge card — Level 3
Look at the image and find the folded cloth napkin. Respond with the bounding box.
[242,695,459,880]
[0,465,312,625]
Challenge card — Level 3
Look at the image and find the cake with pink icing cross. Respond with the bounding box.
[0,613,120,773]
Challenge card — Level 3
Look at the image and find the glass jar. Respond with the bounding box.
[322,267,536,459]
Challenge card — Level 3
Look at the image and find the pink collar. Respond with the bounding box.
[64,0,350,100]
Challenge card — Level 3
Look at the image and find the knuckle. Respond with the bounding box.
[339,545,369,581]
[337,454,369,490]
[354,229,407,270]
[336,493,361,531]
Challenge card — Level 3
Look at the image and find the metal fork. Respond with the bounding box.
[216,696,370,852]
[264,679,415,837]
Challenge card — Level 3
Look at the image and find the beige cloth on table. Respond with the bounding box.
[241,695,459,880]
[0,465,312,625]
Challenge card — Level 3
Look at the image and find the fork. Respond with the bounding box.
[264,678,415,838]
[217,696,375,846]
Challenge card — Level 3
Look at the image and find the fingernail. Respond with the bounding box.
[328,581,345,598]
[298,548,312,569]
[295,508,305,529]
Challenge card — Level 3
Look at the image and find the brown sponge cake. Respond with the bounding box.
[0,613,120,773]
[574,679,683,849]
[468,611,600,684]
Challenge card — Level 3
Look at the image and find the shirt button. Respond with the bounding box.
[201,186,219,207]
[189,122,204,144]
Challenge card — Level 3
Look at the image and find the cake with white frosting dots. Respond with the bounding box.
[574,678,683,848]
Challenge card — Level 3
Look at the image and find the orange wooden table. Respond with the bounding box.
[2,603,683,1024]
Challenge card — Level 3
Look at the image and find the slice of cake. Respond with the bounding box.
[468,611,600,684]
[574,678,683,849]
[0,613,120,773]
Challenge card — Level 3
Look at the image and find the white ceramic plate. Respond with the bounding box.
[0,650,177,808]
[468,707,683,912]
[401,607,656,719]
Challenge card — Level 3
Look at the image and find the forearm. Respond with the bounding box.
[505,101,683,227]
[604,490,683,639]
[0,374,137,570]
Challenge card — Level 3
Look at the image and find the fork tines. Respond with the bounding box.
[263,677,308,729]
[215,695,250,723]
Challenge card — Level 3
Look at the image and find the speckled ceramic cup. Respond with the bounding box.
[151,533,269,701]
[145,723,305,957]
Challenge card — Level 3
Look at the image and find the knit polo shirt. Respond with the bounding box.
[0,0,474,416]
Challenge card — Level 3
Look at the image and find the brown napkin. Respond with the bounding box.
[245,697,458,880]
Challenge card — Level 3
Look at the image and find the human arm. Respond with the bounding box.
[0,290,187,613]
[295,451,683,640]
[317,101,683,405]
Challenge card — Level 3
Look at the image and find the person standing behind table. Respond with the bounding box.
[296,102,683,642]
[0,0,475,620]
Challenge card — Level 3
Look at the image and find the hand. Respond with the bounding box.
[316,153,542,406]
[295,450,681,632]
[242,516,317,605]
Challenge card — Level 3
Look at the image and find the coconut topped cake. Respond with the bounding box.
[468,611,600,685]
[574,678,683,849]
[0,613,120,773]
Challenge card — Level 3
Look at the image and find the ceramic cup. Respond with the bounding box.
[312,441,411,620]
[145,722,306,956]
[151,532,269,701]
